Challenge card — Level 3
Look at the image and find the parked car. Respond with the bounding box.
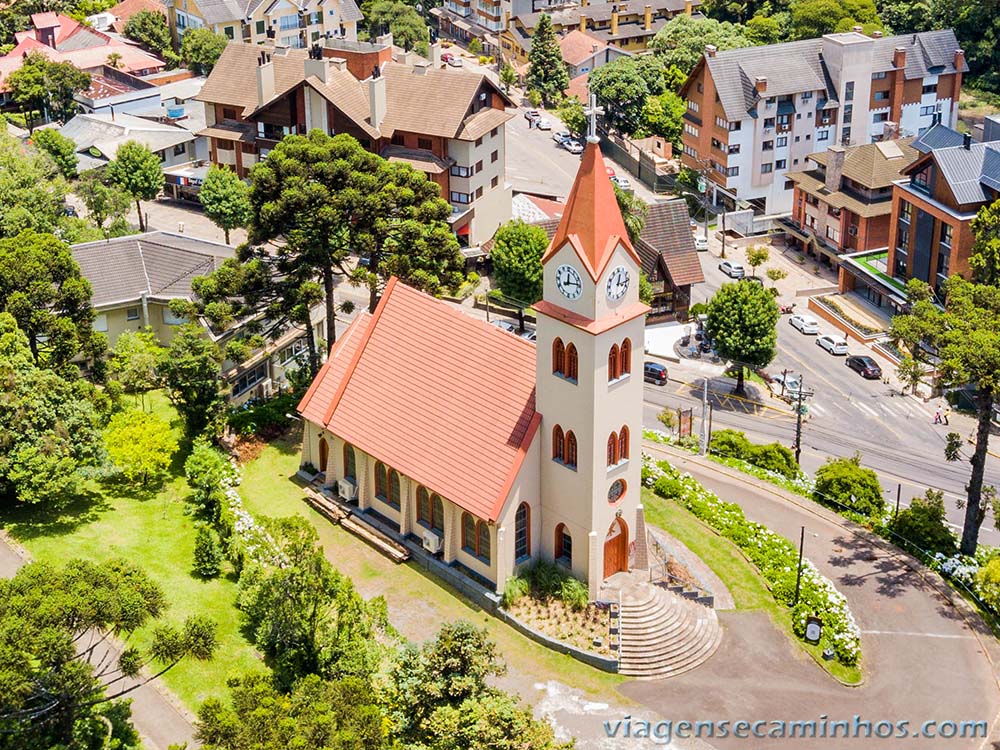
[771,372,803,396]
[447,56,463,67]
[564,140,584,154]
[440,52,454,63]
[817,334,848,355]
[610,175,632,191]
[719,260,745,278]
[789,313,820,334]
[492,320,516,333]
[605,165,616,177]
[519,329,537,342]
[846,355,882,379]
[644,362,668,385]
[693,235,709,251]
[524,110,540,122]
[552,131,571,144]
[536,118,552,130]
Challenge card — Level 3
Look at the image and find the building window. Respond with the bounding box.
[375,461,387,499]
[762,140,773,151]
[874,90,889,102]
[873,112,889,123]
[552,337,565,374]
[566,343,578,380]
[618,425,629,462]
[173,142,187,156]
[255,19,265,34]
[687,99,699,112]
[775,159,787,170]
[126,306,140,321]
[233,362,268,396]
[343,443,356,480]
[450,191,471,204]
[761,163,773,174]
[776,136,787,148]
[450,165,472,177]
[514,503,530,561]
[620,338,631,375]
[93,313,108,332]
[162,307,186,325]
[555,523,572,566]
[845,81,854,102]
[417,137,432,150]
[841,127,851,144]
[552,425,565,462]
[278,14,297,30]
[728,143,740,154]
[461,513,490,562]
[763,117,775,128]
[491,127,498,137]
[729,121,741,132]
[607,431,618,467]
[801,91,813,100]
[387,469,401,509]
[491,176,498,188]
[940,222,953,248]
[608,343,621,380]
[726,166,739,177]
[922,83,937,95]
[872,71,887,80]
[899,200,913,223]
[919,105,937,116]
[277,337,308,364]
[912,167,931,192]
[417,487,444,533]
[475,187,483,199]
[475,160,483,173]
[222,107,237,120]
[392,133,406,146]
[715,116,727,128]
[223,25,234,38]
[491,150,498,163]
[565,431,577,468]
[817,130,829,142]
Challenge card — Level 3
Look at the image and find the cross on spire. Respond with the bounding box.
[584,90,604,144]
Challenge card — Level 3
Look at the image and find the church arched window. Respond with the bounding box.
[374,461,388,499]
[620,338,632,375]
[515,503,530,561]
[555,523,572,566]
[565,431,578,468]
[552,425,565,462]
[343,443,356,480]
[608,343,620,381]
[566,343,578,381]
[388,469,402,509]
[619,425,630,461]
[607,431,619,466]
[552,337,565,375]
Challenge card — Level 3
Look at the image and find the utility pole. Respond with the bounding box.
[793,525,805,605]
[700,376,709,455]
[720,211,727,259]
[894,483,902,519]
[793,376,815,464]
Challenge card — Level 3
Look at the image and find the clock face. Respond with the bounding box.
[555,264,583,300]
[606,266,630,301]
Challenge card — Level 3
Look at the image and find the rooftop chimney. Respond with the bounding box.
[705,43,717,58]
[256,51,275,104]
[755,75,767,94]
[431,41,442,66]
[955,48,965,70]
[893,46,906,69]
[370,68,387,128]
[591,43,599,53]
[610,9,619,36]
[412,60,430,74]
[304,47,332,83]
[644,3,652,30]
[684,0,692,15]
[579,12,586,32]
[882,120,898,140]
[963,132,972,150]
[852,24,863,33]
[872,30,882,38]
[825,144,847,192]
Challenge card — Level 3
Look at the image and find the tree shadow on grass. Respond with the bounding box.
[0,486,112,542]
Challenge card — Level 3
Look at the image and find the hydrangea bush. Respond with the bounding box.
[643,454,861,666]
[218,462,288,571]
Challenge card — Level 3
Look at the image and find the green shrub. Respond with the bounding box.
[689,302,708,317]
[653,475,684,498]
[813,454,884,519]
[747,442,798,480]
[525,559,564,598]
[193,525,223,577]
[708,429,751,459]
[502,575,529,607]
[889,489,957,555]
[227,391,299,437]
[976,558,1000,612]
[559,576,589,611]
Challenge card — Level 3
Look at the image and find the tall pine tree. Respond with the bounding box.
[526,14,569,106]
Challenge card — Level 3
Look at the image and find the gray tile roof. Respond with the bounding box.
[912,123,966,153]
[931,143,1000,205]
[195,0,247,25]
[982,148,1000,194]
[72,231,234,308]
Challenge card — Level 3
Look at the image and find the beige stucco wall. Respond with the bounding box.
[93,301,187,349]
[446,123,511,246]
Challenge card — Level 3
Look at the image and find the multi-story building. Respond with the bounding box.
[195,38,515,247]
[783,137,919,267]
[500,0,697,65]
[838,125,1000,311]
[678,29,968,215]
[165,0,362,48]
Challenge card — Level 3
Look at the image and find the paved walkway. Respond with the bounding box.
[0,533,199,750]
[631,442,1000,750]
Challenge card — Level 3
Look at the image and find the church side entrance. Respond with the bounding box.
[603,517,628,579]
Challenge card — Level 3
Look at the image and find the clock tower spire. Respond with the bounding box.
[534,140,648,599]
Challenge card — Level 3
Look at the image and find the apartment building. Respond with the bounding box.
[783,137,920,266]
[678,29,968,215]
[195,39,515,247]
[501,0,697,65]
[165,0,362,48]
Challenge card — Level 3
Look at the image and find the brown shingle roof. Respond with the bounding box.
[196,44,310,116]
[635,199,704,287]
[807,137,918,189]
[558,29,608,66]
[785,171,893,219]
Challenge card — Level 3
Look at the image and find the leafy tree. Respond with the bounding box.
[106,51,123,69]
[193,525,224,577]
[107,328,164,407]
[588,57,655,135]
[421,691,567,750]
[877,0,931,33]
[526,14,568,106]
[6,51,91,129]
[0,313,104,505]
[657,405,676,432]
[976,557,1000,611]
[649,15,753,74]
[813,454,885,518]
[123,9,171,53]
[491,220,547,304]
[765,267,787,288]
[639,271,653,305]
[105,409,178,485]
[935,0,1000,92]
[198,165,250,244]
[367,0,429,52]
[969,200,1000,285]
[0,127,66,237]
[500,61,518,90]
[158,323,224,438]
[892,276,1000,554]
[0,229,104,367]
[31,127,78,178]
[889,488,957,555]
[237,517,394,690]
[639,90,686,147]
[468,37,482,54]
[745,14,783,44]
[0,557,218,745]
[180,28,229,75]
[895,353,923,395]
[614,184,646,245]
[76,168,132,231]
[184,437,236,522]
[745,244,769,277]
[556,95,586,137]
[704,280,778,395]
[197,673,387,750]
[107,140,163,232]
[789,0,881,39]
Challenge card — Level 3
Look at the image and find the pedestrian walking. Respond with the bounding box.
[944,407,951,425]
[934,409,942,424]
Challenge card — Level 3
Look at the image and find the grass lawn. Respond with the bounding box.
[0,392,262,710]
[642,488,863,685]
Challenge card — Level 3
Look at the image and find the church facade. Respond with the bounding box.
[297,140,650,599]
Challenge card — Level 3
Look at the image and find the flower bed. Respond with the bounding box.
[504,597,612,656]
[643,455,861,666]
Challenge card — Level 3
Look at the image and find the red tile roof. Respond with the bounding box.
[108,0,165,33]
[297,278,539,522]
[565,72,589,101]
[543,140,641,280]
[558,29,607,66]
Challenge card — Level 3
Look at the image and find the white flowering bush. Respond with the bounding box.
[643,453,862,666]
[219,463,288,571]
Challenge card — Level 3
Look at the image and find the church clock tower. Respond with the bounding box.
[534,136,649,599]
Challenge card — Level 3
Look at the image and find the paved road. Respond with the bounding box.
[0,534,199,750]
[627,442,1000,750]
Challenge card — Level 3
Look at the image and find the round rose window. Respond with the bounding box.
[608,479,626,503]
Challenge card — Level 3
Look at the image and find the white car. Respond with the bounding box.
[693,235,709,251]
[789,313,820,335]
[817,334,848,355]
[719,260,745,278]
[771,372,803,396]
[552,131,571,144]
[564,140,584,154]
[536,118,552,130]
[447,56,463,67]
[610,175,632,191]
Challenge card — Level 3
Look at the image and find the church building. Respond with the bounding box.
[297,139,650,599]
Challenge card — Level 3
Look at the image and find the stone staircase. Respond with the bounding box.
[604,573,722,679]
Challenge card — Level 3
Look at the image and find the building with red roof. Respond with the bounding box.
[298,139,649,598]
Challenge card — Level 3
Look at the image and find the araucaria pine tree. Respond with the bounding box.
[526,14,569,106]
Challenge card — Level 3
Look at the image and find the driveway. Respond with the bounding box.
[628,443,1000,750]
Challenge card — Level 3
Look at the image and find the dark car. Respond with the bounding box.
[846,355,882,379]
[644,362,668,385]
